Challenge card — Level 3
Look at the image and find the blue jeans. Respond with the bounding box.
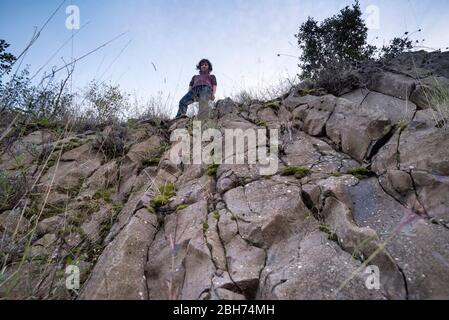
[176,85,212,117]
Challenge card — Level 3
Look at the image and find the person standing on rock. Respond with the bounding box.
[175,59,217,119]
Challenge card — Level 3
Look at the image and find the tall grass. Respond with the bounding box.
[422,78,449,130]
[231,75,299,105]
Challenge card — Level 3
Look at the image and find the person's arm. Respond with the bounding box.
[189,76,195,91]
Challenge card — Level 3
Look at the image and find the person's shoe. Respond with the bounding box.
[174,114,188,120]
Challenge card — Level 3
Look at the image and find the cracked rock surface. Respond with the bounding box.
[1,51,449,300]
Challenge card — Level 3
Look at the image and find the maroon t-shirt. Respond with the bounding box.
[190,72,217,89]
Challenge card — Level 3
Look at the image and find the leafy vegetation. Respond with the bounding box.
[295,1,414,95]
[149,183,178,209]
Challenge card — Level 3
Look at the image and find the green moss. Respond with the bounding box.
[298,88,316,97]
[147,205,156,215]
[203,292,212,300]
[212,209,220,220]
[37,117,50,128]
[319,224,338,242]
[331,172,343,177]
[281,166,311,178]
[256,121,268,127]
[382,124,394,135]
[112,202,124,214]
[94,188,113,203]
[151,194,170,208]
[207,164,220,176]
[265,101,281,110]
[142,157,161,168]
[397,119,407,132]
[346,167,372,180]
[150,183,178,209]
[202,222,209,233]
[176,204,189,213]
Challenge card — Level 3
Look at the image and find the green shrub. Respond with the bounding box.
[150,183,178,209]
[294,1,413,95]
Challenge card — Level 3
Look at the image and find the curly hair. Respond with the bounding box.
[196,59,213,72]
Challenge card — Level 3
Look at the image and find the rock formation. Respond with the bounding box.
[1,51,449,300]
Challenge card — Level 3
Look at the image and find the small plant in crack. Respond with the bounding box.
[346,167,373,180]
[150,183,178,209]
[319,224,338,242]
[281,166,311,179]
[175,204,189,213]
[331,171,343,177]
[94,187,115,203]
[212,209,220,220]
[207,164,220,176]
[397,119,407,132]
[141,157,161,168]
[256,120,268,127]
[265,100,281,110]
[202,222,210,233]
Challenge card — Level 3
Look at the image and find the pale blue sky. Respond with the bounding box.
[1,0,448,115]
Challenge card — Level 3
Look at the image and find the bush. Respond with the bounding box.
[294,1,414,95]
[0,39,16,76]
[83,81,130,124]
[92,124,127,160]
[0,171,27,212]
[295,1,373,80]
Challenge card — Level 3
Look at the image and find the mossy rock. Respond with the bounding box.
[265,101,281,110]
[207,164,220,176]
[281,166,311,178]
[150,183,178,208]
[176,204,189,213]
[319,224,338,242]
[346,167,372,180]
[142,157,161,168]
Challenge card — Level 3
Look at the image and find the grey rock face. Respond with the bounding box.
[2,51,449,300]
